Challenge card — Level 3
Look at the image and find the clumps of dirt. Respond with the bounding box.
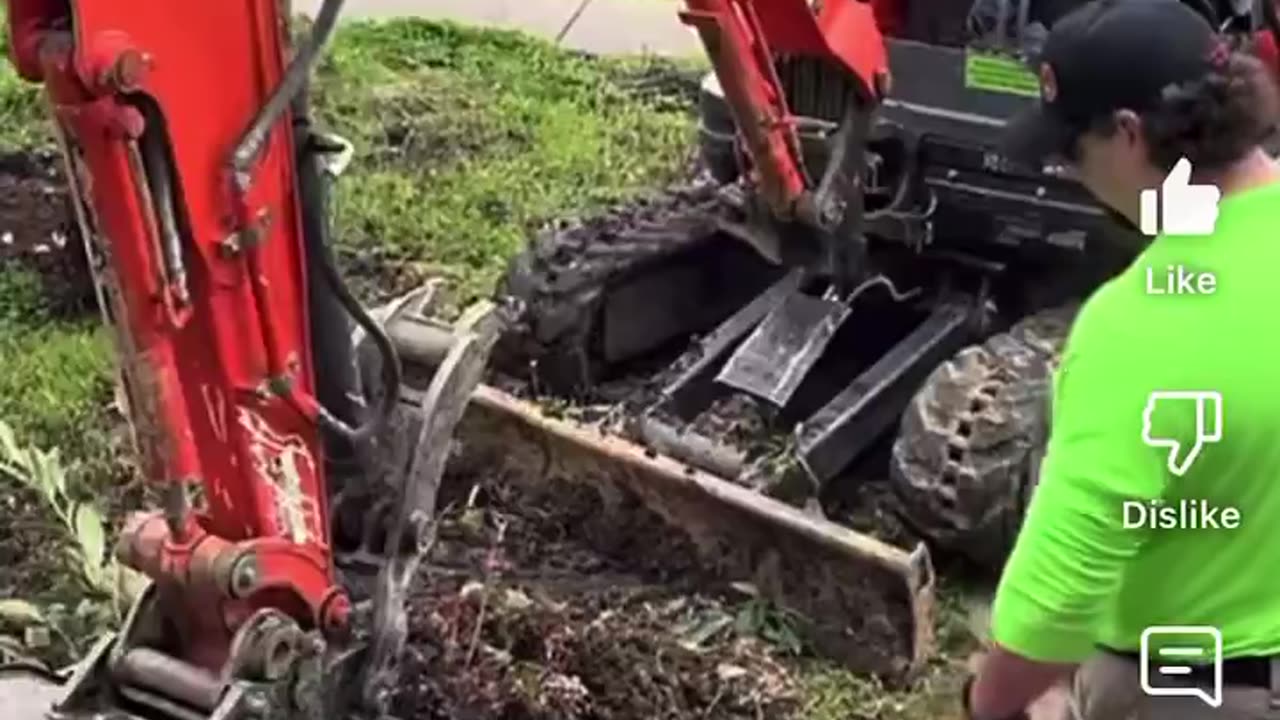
[335,244,442,308]
[0,149,93,316]
[686,394,773,453]
[392,474,802,720]
[398,583,798,720]
[0,147,95,313]
[829,474,925,553]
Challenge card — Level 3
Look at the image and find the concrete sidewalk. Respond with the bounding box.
[296,0,703,56]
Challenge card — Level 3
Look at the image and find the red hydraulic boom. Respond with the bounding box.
[7,0,358,686]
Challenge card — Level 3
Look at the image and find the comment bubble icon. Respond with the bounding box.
[1140,626,1222,708]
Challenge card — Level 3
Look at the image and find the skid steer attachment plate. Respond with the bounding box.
[454,384,936,679]
[716,290,852,407]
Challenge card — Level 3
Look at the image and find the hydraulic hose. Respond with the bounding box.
[230,0,346,189]
[229,0,401,446]
[312,228,403,446]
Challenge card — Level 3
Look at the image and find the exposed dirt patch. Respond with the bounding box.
[0,481,67,602]
[391,471,803,720]
[0,149,93,317]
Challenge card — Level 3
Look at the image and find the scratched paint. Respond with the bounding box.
[237,407,321,544]
[201,384,229,442]
[61,137,162,475]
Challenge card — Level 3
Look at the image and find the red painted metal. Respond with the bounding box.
[1257,30,1279,77]
[868,0,906,38]
[734,0,887,96]
[679,0,887,218]
[681,0,807,216]
[7,0,346,673]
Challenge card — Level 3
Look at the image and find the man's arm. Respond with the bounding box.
[966,313,1167,719]
[969,646,1074,719]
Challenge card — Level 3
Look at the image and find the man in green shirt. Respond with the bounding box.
[965,1,1280,718]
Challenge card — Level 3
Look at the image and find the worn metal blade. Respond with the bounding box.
[0,664,63,720]
[659,268,806,419]
[454,384,937,679]
[361,301,497,717]
[715,291,850,407]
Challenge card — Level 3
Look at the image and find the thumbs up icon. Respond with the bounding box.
[1139,157,1221,236]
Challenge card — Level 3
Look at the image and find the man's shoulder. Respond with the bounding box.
[1217,176,1280,227]
[1061,272,1151,356]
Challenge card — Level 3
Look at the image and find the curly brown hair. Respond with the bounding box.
[1138,51,1280,172]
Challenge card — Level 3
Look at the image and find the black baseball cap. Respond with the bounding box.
[1004,0,1223,164]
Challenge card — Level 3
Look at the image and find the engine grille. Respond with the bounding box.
[774,55,859,123]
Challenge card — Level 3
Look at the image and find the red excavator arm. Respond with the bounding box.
[679,0,889,223]
[9,0,349,669]
[2,1,498,718]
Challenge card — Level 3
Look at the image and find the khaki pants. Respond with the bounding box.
[1064,652,1280,719]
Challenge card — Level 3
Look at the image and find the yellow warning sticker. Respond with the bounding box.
[964,52,1041,97]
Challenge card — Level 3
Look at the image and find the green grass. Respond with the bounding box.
[314,19,698,301]
[0,13,50,148]
[0,270,113,457]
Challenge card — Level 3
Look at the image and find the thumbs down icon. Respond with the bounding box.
[1142,391,1223,476]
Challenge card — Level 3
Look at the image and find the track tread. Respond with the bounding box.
[890,304,1078,570]
[494,180,733,394]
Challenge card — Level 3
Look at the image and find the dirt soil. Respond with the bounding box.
[0,482,68,604]
[390,472,803,720]
[0,149,94,316]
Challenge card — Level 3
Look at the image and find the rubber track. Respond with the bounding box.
[493,181,734,395]
[890,303,1078,571]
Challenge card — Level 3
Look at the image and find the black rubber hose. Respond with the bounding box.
[276,0,396,445]
[230,0,346,189]
[312,225,403,446]
[296,122,376,465]
[233,0,399,445]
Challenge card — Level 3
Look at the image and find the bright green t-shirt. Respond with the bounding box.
[992,177,1280,662]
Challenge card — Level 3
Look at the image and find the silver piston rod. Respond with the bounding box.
[112,647,224,714]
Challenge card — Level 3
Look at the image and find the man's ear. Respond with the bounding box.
[1113,109,1144,147]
